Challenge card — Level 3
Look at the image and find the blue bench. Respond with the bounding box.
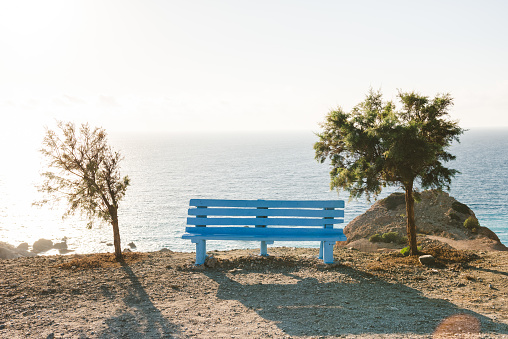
[182,199,346,265]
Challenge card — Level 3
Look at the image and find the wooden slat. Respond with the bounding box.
[187,217,343,227]
[189,199,344,209]
[188,207,344,218]
[183,234,346,241]
[185,226,343,235]
[182,226,346,241]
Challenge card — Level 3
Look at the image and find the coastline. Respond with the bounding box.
[1,246,507,338]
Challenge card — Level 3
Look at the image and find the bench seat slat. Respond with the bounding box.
[190,199,344,209]
[187,217,343,226]
[182,226,346,241]
[183,234,345,241]
[188,207,344,218]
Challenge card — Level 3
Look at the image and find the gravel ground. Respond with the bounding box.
[1,245,507,338]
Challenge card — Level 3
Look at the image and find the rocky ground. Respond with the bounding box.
[1,240,508,338]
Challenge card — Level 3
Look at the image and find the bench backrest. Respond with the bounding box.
[187,199,344,227]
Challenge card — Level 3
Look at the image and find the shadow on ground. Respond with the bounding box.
[98,263,178,338]
[204,265,508,337]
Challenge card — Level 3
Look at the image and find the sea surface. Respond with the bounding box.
[0,129,506,255]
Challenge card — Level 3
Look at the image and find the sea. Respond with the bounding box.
[0,128,506,255]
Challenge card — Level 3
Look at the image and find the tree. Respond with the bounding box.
[37,121,130,261]
[314,90,464,255]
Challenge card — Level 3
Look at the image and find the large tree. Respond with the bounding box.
[314,90,464,255]
[37,121,130,261]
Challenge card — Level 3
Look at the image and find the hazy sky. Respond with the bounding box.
[1,0,508,136]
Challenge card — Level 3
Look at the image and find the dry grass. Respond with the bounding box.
[365,243,479,271]
[56,252,147,270]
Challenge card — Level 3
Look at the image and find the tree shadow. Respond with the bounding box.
[204,265,508,337]
[97,263,179,338]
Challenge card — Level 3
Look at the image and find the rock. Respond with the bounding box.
[106,243,113,246]
[32,239,53,253]
[419,255,435,265]
[17,243,29,251]
[128,242,136,248]
[0,246,20,259]
[53,242,68,250]
[123,248,132,252]
[344,190,505,250]
[0,242,37,259]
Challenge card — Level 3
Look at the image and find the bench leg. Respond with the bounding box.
[322,241,335,264]
[319,241,324,260]
[195,240,206,265]
[260,241,268,256]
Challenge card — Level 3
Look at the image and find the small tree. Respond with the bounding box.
[37,121,130,261]
[315,89,464,255]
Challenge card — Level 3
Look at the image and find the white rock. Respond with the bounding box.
[419,254,435,265]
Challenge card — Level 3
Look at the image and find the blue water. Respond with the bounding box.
[447,129,508,243]
[0,129,506,254]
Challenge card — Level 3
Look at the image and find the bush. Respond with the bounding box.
[369,234,383,243]
[369,231,407,244]
[382,231,407,244]
[464,216,480,233]
[400,246,422,256]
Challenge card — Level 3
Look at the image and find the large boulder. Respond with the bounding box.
[0,242,37,259]
[345,190,502,246]
[17,242,29,251]
[32,239,53,253]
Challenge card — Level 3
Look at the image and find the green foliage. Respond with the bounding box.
[382,232,407,244]
[369,232,407,244]
[452,201,471,215]
[315,89,464,255]
[36,121,130,261]
[400,246,422,256]
[464,216,480,233]
[315,89,463,199]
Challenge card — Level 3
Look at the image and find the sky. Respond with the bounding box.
[1,0,508,138]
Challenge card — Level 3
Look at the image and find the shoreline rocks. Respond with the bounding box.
[32,239,53,253]
[0,242,37,259]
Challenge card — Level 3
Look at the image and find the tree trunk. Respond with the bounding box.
[405,182,418,256]
[111,209,123,262]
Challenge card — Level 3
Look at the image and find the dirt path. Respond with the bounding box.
[1,247,507,338]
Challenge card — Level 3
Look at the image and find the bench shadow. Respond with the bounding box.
[97,263,179,338]
[204,265,508,337]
